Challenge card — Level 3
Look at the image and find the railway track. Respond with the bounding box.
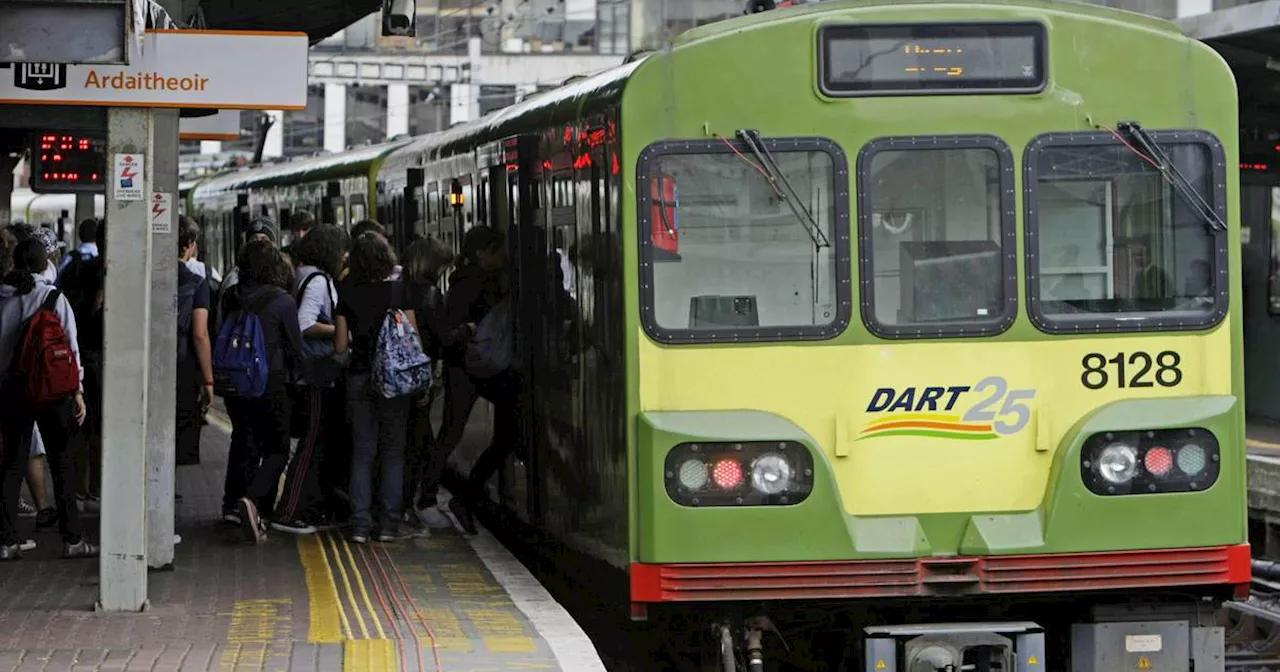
[1226,571,1280,670]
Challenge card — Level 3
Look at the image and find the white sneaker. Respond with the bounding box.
[19,539,35,552]
[17,499,36,517]
[416,506,453,530]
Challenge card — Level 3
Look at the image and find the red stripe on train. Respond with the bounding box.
[630,544,1251,602]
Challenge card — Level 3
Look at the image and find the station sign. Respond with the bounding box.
[0,30,308,110]
[180,110,241,141]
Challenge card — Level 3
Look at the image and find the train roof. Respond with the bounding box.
[674,0,1179,46]
[381,58,643,170]
[195,140,409,196]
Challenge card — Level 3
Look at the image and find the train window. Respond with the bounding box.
[1024,131,1228,333]
[856,136,1017,338]
[636,137,851,344]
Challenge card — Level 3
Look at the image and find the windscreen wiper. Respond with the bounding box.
[1117,121,1227,233]
[736,129,831,249]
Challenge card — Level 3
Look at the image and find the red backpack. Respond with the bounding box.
[18,289,79,407]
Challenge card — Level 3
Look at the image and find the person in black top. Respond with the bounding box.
[335,232,419,544]
[434,225,514,533]
[400,237,465,527]
[224,240,305,544]
[177,218,214,468]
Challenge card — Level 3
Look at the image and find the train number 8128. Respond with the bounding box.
[1081,351,1182,390]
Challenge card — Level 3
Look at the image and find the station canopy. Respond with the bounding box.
[198,0,380,42]
[1178,1,1280,127]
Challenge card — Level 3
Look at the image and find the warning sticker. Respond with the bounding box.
[151,192,172,234]
[114,153,144,201]
[1027,655,1039,666]
[1137,655,1153,670]
[875,660,886,670]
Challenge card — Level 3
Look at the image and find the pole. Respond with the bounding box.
[146,108,179,570]
[99,106,153,611]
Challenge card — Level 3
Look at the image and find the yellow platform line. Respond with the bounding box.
[338,533,388,640]
[344,639,399,672]
[297,534,348,643]
[324,531,372,639]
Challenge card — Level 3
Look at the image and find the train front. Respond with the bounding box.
[621,2,1248,670]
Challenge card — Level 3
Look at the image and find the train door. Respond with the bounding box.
[1241,169,1280,420]
[406,168,424,242]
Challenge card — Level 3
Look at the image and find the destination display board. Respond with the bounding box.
[820,23,1046,96]
[30,132,106,194]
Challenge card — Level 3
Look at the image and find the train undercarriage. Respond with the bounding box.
[647,592,1232,672]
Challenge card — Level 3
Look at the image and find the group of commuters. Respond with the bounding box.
[0,218,103,560]
[212,213,516,544]
[0,209,517,559]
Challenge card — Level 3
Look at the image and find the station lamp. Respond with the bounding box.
[450,180,465,208]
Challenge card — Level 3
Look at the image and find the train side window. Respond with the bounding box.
[856,136,1017,339]
[1024,131,1228,333]
[636,137,851,344]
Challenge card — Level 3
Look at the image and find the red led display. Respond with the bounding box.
[30,132,106,194]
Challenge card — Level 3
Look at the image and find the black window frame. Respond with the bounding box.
[636,136,853,345]
[1022,129,1229,334]
[855,134,1018,339]
[817,21,1048,99]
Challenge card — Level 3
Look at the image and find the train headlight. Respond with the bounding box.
[677,459,708,490]
[1080,428,1220,496]
[750,454,792,495]
[1177,443,1207,476]
[1098,443,1138,484]
[664,441,814,507]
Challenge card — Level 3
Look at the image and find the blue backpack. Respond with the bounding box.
[371,283,431,399]
[212,291,272,399]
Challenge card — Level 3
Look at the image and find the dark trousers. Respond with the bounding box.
[0,388,82,545]
[404,389,436,511]
[432,364,520,503]
[222,383,291,515]
[277,384,341,520]
[318,380,351,519]
[175,358,202,466]
[346,372,410,535]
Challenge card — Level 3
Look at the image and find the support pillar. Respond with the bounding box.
[146,109,178,570]
[75,193,94,224]
[324,83,347,153]
[1176,0,1211,18]
[386,83,409,139]
[263,110,284,159]
[100,106,153,612]
[0,155,17,227]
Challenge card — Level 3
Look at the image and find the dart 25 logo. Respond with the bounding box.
[858,376,1037,441]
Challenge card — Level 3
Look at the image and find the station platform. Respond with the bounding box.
[0,407,606,672]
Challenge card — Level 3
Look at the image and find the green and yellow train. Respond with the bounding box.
[190,1,1248,668]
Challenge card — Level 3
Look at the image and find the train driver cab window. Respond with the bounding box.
[1025,131,1227,332]
[857,137,1016,338]
[637,137,851,343]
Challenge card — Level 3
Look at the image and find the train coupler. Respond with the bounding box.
[862,621,1045,672]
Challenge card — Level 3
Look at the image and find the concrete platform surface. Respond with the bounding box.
[0,407,606,672]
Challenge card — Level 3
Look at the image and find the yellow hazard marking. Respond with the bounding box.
[344,639,399,672]
[876,660,887,670]
[338,533,387,639]
[1137,655,1152,669]
[298,533,348,643]
[325,531,371,639]
[1028,654,1039,666]
[218,599,293,671]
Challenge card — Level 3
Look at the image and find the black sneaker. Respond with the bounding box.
[237,498,266,544]
[270,518,316,535]
[222,509,241,526]
[350,531,369,544]
[35,508,57,528]
[63,539,99,559]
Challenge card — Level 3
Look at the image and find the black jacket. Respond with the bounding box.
[442,264,503,364]
[409,278,470,360]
